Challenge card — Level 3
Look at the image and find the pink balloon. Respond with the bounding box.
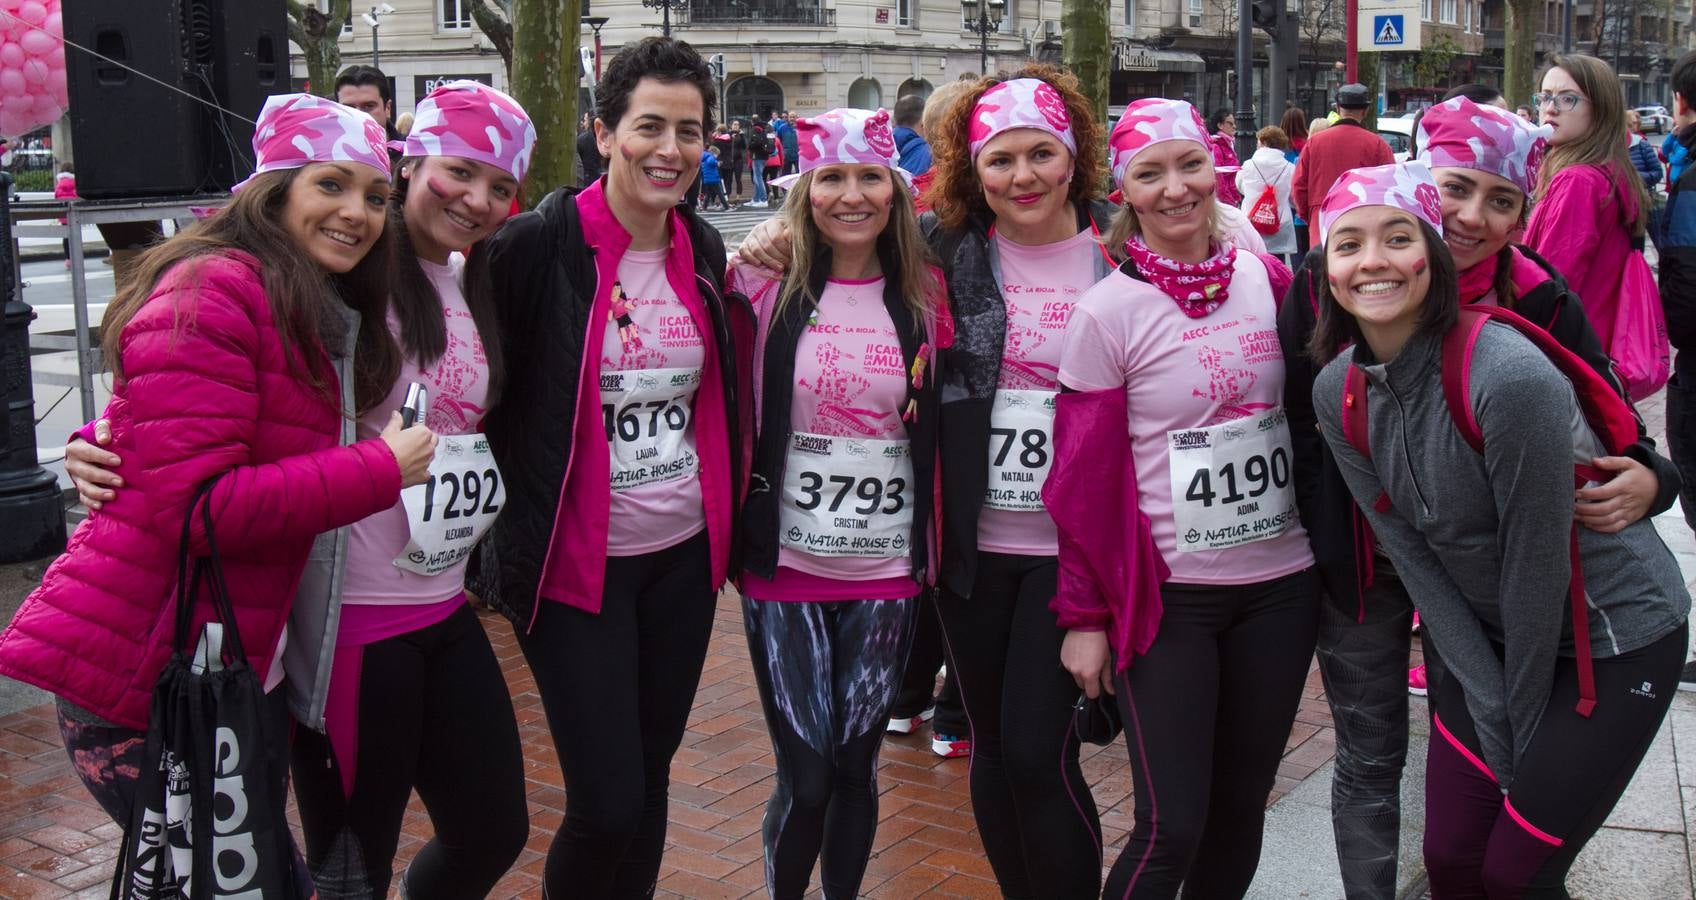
[0,109,30,137]
[0,67,25,97]
[42,10,59,39]
[30,92,57,121]
[0,0,22,11]
[46,46,60,68]
[47,79,63,108]
[19,29,52,56]
[0,43,23,69]
[21,58,45,85]
[1,92,30,112]
[17,2,44,25]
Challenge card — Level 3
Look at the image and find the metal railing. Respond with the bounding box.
[677,3,835,25]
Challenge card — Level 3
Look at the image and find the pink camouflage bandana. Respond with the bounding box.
[397,81,537,182]
[1318,161,1445,245]
[770,107,910,189]
[966,78,1079,159]
[234,93,390,192]
[1415,95,1550,195]
[1107,98,1210,188]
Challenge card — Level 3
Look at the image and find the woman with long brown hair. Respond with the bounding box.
[0,94,435,886]
[1524,53,1653,349]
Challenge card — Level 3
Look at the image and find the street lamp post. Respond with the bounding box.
[960,0,1006,75]
[641,0,684,37]
[583,15,610,80]
[362,3,395,70]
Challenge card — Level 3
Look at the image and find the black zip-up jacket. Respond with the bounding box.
[478,186,754,629]
[741,242,941,585]
[1280,245,1681,617]
[922,199,1118,598]
[1660,123,1696,352]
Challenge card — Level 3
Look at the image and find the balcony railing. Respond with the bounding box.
[677,3,836,25]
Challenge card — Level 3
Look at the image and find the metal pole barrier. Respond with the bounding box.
[0,171,68,562]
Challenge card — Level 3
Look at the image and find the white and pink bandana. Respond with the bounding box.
[1415,94,1550,195]
[771,107,908,189]
[1107,98,1209,189]
[397,81,536,183]
[234,93,390,192]
[966,78,1078,159]
[1318,161,1445,244]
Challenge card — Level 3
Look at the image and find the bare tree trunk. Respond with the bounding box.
[471,0,514,81]
[286,0,351,97]
[1503,0,1538,115]
[511,0,581,206]
[1062,0,1111,135]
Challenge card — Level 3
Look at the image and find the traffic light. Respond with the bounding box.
[1250,0,1281,34]
[709,53,726,81]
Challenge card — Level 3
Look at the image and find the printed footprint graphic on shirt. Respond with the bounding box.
[799,342,880,436]
[426,312,489,434]
[1000,318,1057,388]
[1192,344,1268,424]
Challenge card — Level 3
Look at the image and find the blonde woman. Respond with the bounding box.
[729,107,949,900]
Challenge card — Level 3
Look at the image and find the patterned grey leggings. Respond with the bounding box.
[742,595,918,900]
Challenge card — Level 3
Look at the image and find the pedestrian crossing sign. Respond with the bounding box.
[1373,15,1404,45]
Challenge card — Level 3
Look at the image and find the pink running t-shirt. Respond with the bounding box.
[1057,252,1313,584]
[740,274,921,601]
[601,247,708,555]
[977,229,1101,556]
[343,254,492,608]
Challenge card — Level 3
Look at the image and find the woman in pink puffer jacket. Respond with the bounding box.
[0,95,436,840]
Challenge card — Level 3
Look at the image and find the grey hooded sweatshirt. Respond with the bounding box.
[1313,320,1688,790]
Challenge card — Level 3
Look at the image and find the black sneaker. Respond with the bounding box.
[1679,660,1696,693]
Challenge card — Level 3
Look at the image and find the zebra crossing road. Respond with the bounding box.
[697,202,781,245]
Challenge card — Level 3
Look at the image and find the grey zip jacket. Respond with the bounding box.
[1313,321,1688,790]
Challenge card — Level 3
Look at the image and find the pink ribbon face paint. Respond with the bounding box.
[425,175,452,200]
[1412,258,1427,275]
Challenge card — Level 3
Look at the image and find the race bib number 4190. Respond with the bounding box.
[601,367,701,491]
[1167,407,1298,552]
[780,432,915,558]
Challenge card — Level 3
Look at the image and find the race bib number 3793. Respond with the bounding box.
[780,432,915,558]
[1167,407,1298,552]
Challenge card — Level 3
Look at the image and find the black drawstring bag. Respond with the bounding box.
[110,477,300,899]
[1073,691,1123,747]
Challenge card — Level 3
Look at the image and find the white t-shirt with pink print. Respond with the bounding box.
[977,229,1103,557]
[1057,252,1312,584]
[600,247,708,555]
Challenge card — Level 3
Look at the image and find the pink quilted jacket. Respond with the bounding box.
[0,252,402,729]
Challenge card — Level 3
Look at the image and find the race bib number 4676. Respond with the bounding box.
[601,367,702,491]
[1167,407,1298,552]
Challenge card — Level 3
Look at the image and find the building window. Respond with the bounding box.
[1125,0,1135,27]
[848,77,883,110]
[1000,0,1016,32]
[1463,0,1471,30]
[1440,0,1456,23]
[1188,0,1201,26]
[441,0,473,30]
[898,0,914,26]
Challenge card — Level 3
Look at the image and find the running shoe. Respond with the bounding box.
[1680,660,1696,693]
[932,733,971,758]
[1408,664,1428,697]
[887,707,934,734]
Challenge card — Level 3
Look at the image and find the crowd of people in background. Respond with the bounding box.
[5,33,1696,900]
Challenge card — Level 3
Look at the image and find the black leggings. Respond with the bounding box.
[1425,624,1685,898]
[291,603,528,900]
[742,594,918,900]
[1105,567,1320,899]
[889,589,967,736]
[518,531,718,900]
[936,552,1101,900]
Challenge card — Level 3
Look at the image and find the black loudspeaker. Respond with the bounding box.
[64,0,289,198]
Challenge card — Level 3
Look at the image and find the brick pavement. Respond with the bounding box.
[0,591,1353,899]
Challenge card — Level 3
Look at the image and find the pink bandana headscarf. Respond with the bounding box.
[234,93,390,192]
[1415,95,1550,195]
[397,81,537,182]
[1108,98,1210,188]
[966,78,1079,159]
[1318,161,1445,245]
[770,107,909,189]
